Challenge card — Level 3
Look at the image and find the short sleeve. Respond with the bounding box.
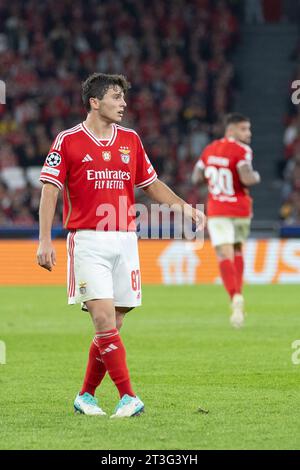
[236,144,253,169]
[40,133,68,190]
[135,135,158,188]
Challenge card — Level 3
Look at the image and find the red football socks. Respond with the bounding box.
[96,328,135,398]
[80,338,106,396]
[234,251,244,294]
[219,258,238,299]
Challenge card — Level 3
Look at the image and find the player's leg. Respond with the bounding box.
[208,218,238,299]
[215,243,245,328]
[78,302,106,399]
[86,298,137,400]
[75,336,107,415]
[79,335,106,397]
[78,308,131,405]
[115,307,133,330]
[69,232,112,414]
[229,241,246,329]
[109,233,144,418]
[207,217,245,327]
[229,218,251,328]
[112,306,144,418]
[88,300,143,419]
[215,242,238,300]
[234,242,244,294]
[67,232,105,414]
[72,231,137,415]
[214,244,244,328]
[74,298,117,416]
[233,218,251,294]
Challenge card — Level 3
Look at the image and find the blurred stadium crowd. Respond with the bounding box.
[280,33,300,226]
[0,0,241,227]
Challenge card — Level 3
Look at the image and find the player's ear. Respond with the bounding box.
[89,97,100,110]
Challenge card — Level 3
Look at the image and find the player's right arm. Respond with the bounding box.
[134,134,205,230]
[191,161,205,185]
[236,143,260,186]
[37,183,59,271]
[192,148,207,185]
[37,134,67,271]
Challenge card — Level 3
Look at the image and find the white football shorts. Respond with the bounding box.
[67,230,142,308]
[207,217,251,247]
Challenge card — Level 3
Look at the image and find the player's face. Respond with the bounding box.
[96,86,127,123]
[230,121,252,144]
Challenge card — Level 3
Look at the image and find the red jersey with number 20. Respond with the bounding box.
[196,137,253,217]
[40,123,157,231]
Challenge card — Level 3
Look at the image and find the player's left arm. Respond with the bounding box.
[143,179,206,230]
[237,162,261,186]
[236,145,261,186]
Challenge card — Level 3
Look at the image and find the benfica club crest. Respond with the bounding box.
[119,146,130,164]
[79,281,87,295]
[102,151,111,161]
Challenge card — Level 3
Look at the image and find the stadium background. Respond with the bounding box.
[1,0,300,283]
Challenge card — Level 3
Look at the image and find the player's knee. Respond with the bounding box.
[90,309,115,331]
[85,299,116,330]
[216,244,234,261]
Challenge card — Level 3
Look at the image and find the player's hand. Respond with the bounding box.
[37,240,56,271]
[184,205,206,232]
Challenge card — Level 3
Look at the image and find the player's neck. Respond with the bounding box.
[83,115,114,140]
[225,133,235,141]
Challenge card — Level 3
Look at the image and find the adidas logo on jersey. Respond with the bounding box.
[82,154,93,162]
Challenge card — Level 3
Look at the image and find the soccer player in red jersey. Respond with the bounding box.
[37,73,204,418]
[192,113,260,328]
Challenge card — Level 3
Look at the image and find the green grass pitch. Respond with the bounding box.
[0,284,299,450]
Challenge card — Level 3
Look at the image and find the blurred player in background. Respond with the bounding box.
[192,113,260,328]
[37,73,204,418]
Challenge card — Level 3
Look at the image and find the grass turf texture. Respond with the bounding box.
[0,285,299,450]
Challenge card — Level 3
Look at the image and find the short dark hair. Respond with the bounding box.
[82,73,131,112]
[224,113,250,128]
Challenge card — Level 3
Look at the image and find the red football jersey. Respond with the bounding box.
[40,123,158,230]
[196,137,253,217]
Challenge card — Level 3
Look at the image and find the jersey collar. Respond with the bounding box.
[81,122,118,147]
